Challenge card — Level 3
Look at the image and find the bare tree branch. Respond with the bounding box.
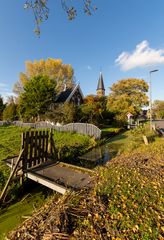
[24,0,97,36]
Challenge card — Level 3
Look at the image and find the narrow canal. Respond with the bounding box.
[74,131,128,169]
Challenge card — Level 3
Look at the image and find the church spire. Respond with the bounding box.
[96,72,105,97]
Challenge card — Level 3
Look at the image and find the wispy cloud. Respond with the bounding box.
[86,65,92,70]
[0,82,14,102]
[0,83,7,88]
[115,40,164,71]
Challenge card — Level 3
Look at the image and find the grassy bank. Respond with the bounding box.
[0,190,48,239]
[7,132,164,239]
[0,125,96,238]
[1,125,164,239]
[0,125,96,163]
[0,125,96,191]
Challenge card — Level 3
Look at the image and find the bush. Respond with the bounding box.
[123,125,156,151]
[101,127,123,138]
[53,131,97,161]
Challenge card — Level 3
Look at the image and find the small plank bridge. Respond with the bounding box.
[0,130,92,202]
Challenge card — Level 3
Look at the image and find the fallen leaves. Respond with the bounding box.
[7,140,164,240]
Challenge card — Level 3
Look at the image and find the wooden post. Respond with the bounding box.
[11,158,14,172]
[0,149,24,203]
[143,135,149,145]
[50,129,58,162]
[47,129,52,156]
[19,133,24,185]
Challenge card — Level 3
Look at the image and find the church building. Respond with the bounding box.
[55,83,84,106]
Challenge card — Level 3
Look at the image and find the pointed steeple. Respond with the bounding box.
[96,72,105,96]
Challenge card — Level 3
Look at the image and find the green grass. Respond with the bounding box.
[0,126,96,189]
[92,136,164,239]
[65,139,164,239]
[0,126,28,162]
[0,125,96,238]
[0,126,30,190]
[0,125,96,162]
[0,191,46,239]
[101,126,123,138]
[94,165,163,239]
[54,130,96,160]
[100,130,132,158]
[3,126,164,239]
[106,125,161,156]
[8,145,163,239]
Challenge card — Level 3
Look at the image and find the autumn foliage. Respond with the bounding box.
[107,78,149,124]
[13,58,74,95]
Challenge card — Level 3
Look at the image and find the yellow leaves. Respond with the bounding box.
[19,72,28,85]
[121,195,127,201]
[151,181,161,187]
[83,219,90,226]
[112,237,122,240]
[122,203,126,210]
[133,203,138,209]
[132,224,139,232]
[117,212,123,220]
[161,226,164,233]
[94,213,99,219]
[16,58,74,95]
[111,212,123,220]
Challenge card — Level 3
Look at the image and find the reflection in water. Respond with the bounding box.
[78,145,111,169]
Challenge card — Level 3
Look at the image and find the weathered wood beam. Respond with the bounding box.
[26,172,67,194]
[0,149,24,203]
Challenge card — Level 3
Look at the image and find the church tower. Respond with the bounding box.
[96,72,105,97]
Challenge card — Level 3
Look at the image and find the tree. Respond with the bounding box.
[14,58,74,95]
[3,96,18,121]
[24,0,97,35]
[80,95,108,125]
[19,75,56,121]
[107,78,149,125]
[0,96,5,120]
[46,103,77,124]
[152,100,164,119]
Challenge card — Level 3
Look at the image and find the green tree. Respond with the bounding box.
[0,96,5,120]
[152,100,164,119]
[24,0,97,35]
[3,96,18,121]
[80,95,108,125]
[107,78,149,125]
[14,58,74,95]
[19,75,56,121]
[46,103,76,124]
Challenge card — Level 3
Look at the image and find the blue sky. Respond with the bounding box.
[0,0,164,101]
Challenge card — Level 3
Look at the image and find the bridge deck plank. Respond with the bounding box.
[4,158,93,193]
[28,162,92,190]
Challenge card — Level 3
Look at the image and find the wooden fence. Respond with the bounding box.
[0,121,10,126]
[152,120,164,129]
[0,130,56,202]
[11,121,101,139]
[22,130,50,170]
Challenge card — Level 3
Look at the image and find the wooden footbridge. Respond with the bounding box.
[0,130,93,202]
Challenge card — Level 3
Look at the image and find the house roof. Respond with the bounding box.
[55,84,84,103]
[97,72,105,90]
